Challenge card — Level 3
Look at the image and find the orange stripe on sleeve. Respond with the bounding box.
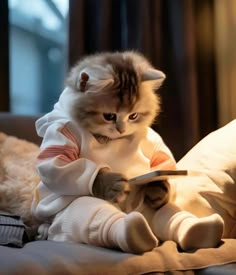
[150,150,176,170]
[60,126,79,147]
[38,145,79,162]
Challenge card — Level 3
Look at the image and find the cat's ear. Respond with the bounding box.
[141,68,166,89]
[78,65,114,93]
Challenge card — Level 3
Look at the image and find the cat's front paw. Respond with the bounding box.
[93,168,130,203]
[144,180,170,209]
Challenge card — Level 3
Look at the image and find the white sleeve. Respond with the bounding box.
[37,122,106,196]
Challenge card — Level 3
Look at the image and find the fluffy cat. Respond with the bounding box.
[32,51,223,253]
[66,51,167,206]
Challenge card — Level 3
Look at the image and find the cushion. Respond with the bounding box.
[172,120,236,238]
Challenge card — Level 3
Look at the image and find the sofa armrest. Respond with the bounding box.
[0,112,42,145]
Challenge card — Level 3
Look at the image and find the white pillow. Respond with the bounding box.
[171,120,236,238]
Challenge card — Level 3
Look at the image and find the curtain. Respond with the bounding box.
[214,0,236,127]
[69,0,217,160]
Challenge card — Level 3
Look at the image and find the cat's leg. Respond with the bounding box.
[151,202,224,251]
[48,196,158,254]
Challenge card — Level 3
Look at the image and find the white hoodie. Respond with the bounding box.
[31,88,176,221]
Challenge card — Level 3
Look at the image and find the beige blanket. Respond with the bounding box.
[2,239,235,274]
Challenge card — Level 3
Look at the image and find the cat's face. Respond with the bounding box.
[68,83,160,140]
[65,51,165,140]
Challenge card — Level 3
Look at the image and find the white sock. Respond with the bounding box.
[173,213,224,251]
[108,211,159,254]
[151,203,224,251]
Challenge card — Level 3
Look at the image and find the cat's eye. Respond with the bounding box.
[129,113,138,120]
[103,113,117,121]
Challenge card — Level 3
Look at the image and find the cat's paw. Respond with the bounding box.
[144,180,170,209]
[93,168,130,203]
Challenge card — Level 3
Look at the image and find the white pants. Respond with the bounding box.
[47,196,224,253]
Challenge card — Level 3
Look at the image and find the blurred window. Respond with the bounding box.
[9,0,69,114]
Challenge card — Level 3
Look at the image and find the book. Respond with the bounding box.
[129,170,188,185]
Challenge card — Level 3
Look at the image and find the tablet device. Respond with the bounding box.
[129,170,188,185]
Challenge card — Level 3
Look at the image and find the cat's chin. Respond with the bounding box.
[92,132,134,144]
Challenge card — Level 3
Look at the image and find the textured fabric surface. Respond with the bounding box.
[0,240,235,274]
[0,213,27,247]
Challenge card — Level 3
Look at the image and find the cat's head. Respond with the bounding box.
[64,51,165,140]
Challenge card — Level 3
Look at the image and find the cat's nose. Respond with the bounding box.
[116,123,125,134]
[116,127,125,134]
[117,128,125,134]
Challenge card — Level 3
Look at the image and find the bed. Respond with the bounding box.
[0,112,236,275]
